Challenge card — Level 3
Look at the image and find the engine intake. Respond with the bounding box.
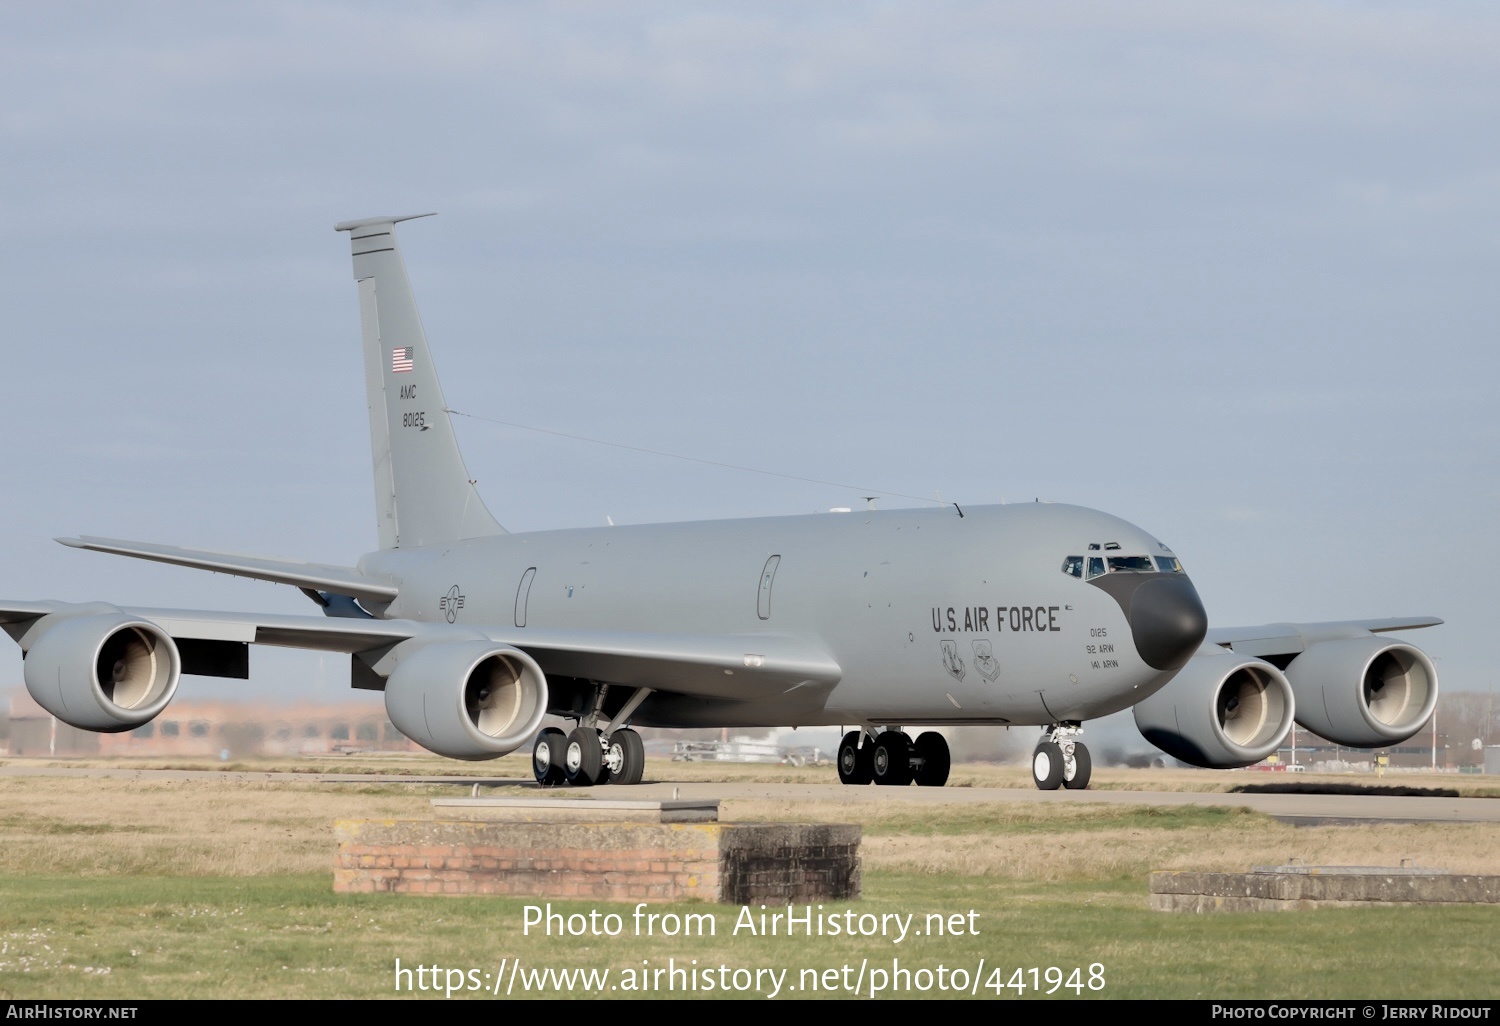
[1284,637,1437,747]
[23,612,180,732]
[1132,649,1295,768]
[383,641,548,760]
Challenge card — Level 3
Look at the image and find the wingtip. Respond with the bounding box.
[55,537,85,549]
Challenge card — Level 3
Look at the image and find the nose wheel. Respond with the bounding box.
[1032,725,1090,791]
[1062,741,1092,790]
[1032,741,1064,789]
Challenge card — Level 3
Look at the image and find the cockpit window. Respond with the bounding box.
[1062,555,1084,578]
[1107,556,1155,573]
[1086,557,1106,579]
[1154,556,1183,573]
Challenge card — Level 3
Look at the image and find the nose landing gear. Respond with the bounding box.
[1032,724,1091,790]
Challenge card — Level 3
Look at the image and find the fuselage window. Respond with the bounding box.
[1107,555,1154,573]
[757,554,781,620]
[1086,557,1106,579]
[1154,556,1183,573]
[1062,555,1084,578]
[514,566,537,628]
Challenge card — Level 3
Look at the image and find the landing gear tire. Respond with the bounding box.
[913,731,950,787]
[605,728,645,786]
[872,731,913,786]
[1032,741,1064,790]
[837,731,873,785]
[1062,742,1092,790]
[564,727,604,787]
[532,727,567,786]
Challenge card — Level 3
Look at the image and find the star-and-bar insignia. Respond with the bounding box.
[440,585,465,622]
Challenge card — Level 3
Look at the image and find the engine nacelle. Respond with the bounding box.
[1132,649,1295,768]
[22,612,180,732]
[1284,637,1437,747]
[383,641,548,761]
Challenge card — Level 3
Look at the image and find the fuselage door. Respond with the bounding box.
[757,555,781,620]
[514,567,537,627]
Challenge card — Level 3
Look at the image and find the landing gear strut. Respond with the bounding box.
[1032,724,1090,791]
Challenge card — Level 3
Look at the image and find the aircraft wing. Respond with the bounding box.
[0,601,840,699]
[55,536,398,606]
[1204,616,1443,659]
[475,626,841,698]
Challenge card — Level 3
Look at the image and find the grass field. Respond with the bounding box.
[1,757,1498,1000]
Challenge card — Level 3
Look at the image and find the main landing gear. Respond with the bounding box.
[1031,724,1090,791]
[532,724,648,786]
[531,685,652,787]
[837,729,950,787]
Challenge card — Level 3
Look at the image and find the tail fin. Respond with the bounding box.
[335,214,505,549]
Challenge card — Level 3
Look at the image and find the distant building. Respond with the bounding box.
[0,687,420,758]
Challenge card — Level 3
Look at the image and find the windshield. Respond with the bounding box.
[1068,549,1181,579]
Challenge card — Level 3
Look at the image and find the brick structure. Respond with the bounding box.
[334,818,860,903]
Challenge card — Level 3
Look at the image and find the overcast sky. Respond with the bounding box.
[0,2,1494,712]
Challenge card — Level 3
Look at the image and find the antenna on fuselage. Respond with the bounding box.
[953,503,964,519]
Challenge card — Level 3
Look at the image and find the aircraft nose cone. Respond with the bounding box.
[1128,574,1208,671]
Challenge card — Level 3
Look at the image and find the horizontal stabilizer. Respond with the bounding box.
[332,212,436,232]
[55,536,399,606]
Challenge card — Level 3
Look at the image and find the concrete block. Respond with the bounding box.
[1151,867,1500,911]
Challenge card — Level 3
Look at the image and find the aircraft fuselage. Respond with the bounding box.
[362,500,1200,728]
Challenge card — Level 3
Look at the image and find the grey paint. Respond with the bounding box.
[340,214,505,550]
[0,217,1445,768]
[514,567,536,628]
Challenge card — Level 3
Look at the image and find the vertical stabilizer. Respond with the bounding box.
[335,214,505,548]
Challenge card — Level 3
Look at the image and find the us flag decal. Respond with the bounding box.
[391,347,414,373]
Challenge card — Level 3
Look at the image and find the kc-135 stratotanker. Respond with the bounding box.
[2,214,1442,789]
